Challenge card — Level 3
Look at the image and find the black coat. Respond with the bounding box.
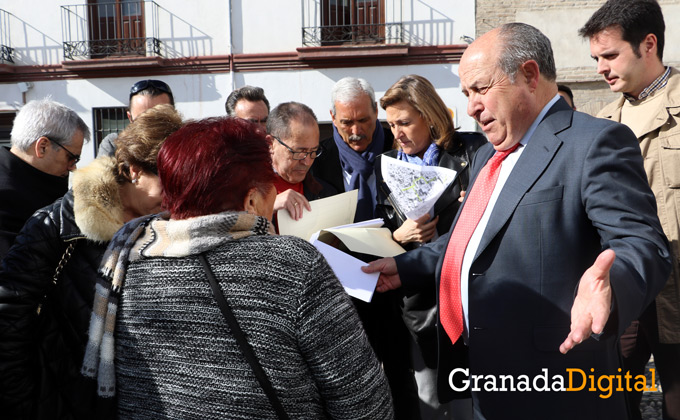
[374,132,486,368]
[0,147,68,261]
[311,127,394,196]
[0,158,122,420]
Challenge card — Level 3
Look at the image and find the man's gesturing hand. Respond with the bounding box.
[560,249,616,354]
[362,257,402,292]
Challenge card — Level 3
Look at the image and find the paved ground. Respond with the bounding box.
[641,358,663,420]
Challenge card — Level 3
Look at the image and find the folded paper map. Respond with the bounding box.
[381,155,457,220]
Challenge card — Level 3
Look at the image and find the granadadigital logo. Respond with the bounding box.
[448,368,658,399]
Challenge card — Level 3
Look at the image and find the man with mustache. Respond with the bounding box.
[312,77,393,222]
[580,1,680,418]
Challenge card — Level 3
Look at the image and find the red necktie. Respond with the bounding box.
[439,144,519,344]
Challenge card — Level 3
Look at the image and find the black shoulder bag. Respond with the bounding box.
[198,254,290,420]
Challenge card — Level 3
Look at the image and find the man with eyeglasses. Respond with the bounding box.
[266,102,335,223]
[98,79,175,157]
[0,98,89,259]
[225,85,270,131]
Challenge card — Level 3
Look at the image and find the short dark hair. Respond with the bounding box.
[557,84,574,104]
[497,23,557,82]
[225,85,270,115]
[579,0,665,61]
[158,117,276,219]
[266,102,317,140]
[128,79,175,108]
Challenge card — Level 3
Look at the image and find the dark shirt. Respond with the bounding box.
[0,147,68,260]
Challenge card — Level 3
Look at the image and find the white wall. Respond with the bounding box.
[0,0,231,64]
[232,63,477,131]
[240,0,477,53]
[0,72,232,164]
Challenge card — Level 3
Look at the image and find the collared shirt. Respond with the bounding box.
[625,66,671,102]
[460,94,561,337]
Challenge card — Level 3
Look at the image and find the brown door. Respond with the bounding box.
[355,0,383,42]
[88,0,145,58]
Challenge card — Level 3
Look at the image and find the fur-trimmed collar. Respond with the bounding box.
[72,156,125,243]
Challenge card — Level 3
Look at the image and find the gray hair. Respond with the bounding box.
[225,85,270,116]
[330,77,377,116]
[10,98,90,152]
[267,102,317,140]
[497,23,557,82]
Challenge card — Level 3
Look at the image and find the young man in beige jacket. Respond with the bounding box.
[581,1,680,419]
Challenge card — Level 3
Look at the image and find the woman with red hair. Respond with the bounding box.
[81,117,394,419]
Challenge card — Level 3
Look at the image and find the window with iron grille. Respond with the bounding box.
[322,0,384,45]
[302,0,402,47]
[61,1,161,60]
[92,107,129,155]
[88,0,145,58]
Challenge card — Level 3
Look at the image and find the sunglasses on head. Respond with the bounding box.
[129,80,172,100]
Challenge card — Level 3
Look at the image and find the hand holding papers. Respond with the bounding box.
[277,190,405,302]
[381,155,457,220]
[278,190,358,240]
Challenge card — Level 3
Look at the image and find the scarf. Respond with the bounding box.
[81,211,274,397]
[396,141,440,166]
[332,121,385,222]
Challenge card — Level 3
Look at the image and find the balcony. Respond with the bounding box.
[61,1,161,61]
[0,9,13,64]
[302,0,404,47]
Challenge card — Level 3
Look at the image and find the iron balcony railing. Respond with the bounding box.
[301,0,404,47]
[0,9,13,63]
[61,1,161,60]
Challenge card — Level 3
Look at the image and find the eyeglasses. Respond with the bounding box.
[273,136,322,160]
[46,137,80,164]
[129,79,173,100]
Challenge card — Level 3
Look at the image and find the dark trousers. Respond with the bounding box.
[352,290,421,420]
[620,302,680,420]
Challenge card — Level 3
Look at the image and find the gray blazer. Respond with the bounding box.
[395,99,671,418]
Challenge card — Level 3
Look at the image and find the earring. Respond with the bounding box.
[131,178,138,184]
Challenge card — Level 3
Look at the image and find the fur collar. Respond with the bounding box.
[72,156,125,243]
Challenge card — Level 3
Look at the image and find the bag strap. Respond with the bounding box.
[198,254,290,420]
[53,241,77,284]
[37,240,78,315]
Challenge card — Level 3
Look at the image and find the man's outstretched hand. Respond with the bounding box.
[560,249,616,354]
[362,257,402,292]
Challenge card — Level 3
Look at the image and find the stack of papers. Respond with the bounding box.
[278,190,405,302]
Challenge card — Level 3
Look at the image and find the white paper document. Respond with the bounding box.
[312,241,379,303]
[277,189,405,302]
[277,190,358,241]
[381,156,457,220]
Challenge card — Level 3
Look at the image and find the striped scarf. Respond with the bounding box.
[81,211,274,397]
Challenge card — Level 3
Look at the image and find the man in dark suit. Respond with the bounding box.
[364,22,671,419]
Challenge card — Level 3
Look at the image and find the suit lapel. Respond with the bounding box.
[473,103,570,260]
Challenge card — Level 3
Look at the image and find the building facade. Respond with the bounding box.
[0,0,479,165]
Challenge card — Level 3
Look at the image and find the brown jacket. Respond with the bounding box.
[598,66,680,343]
